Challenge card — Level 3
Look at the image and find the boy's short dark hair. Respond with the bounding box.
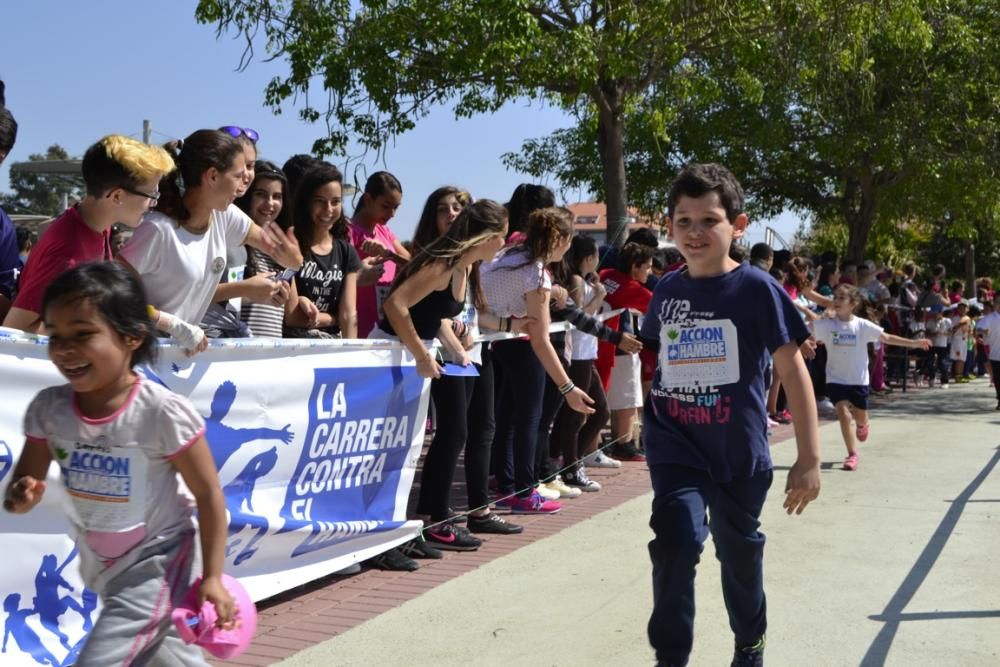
[15,226,36,252]
[618,242,655,273]
[667,163,745,223]
[0,80,17,156]
[624,227,659,248]
[749,242,773,263]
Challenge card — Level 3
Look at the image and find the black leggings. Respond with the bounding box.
[417,374,474,520]
[552,360,610,469]
[416,350,497,518]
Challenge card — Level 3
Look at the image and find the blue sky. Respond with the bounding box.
[0,1,803,245]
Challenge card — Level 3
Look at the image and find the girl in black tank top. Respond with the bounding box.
[381,200,508,379]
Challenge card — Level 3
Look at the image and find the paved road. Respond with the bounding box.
[278,381,1000,666]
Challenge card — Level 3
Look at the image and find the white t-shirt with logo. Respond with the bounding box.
[812,316,883,386]
[24,379,204,592]
[120,205,253,324]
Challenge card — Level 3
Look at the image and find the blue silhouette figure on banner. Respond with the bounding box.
[2,593,60,667]
[2,549,97,666]
[204,381,294,470]
[0,439,12,486]
[32,552,89,649]
[225,447,279,566]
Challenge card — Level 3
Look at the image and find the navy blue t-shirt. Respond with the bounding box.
[640,262,809,482]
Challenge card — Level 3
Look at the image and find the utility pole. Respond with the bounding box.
[142,119,151,144]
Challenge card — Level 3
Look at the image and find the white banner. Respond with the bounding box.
[0,334,429,667]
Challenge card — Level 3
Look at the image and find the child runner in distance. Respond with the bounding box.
[640,164,821,667]
[4,135,173,332]
[3,262,234,665]
[811,284,930,471]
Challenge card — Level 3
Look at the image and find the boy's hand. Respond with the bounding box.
[3,476,46,513]
[198,576,237,629]
[783,459,820,515]
[916,338,932,350]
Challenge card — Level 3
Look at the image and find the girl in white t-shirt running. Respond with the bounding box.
[4,262,235,665]
[811,285,930,471]
[118,129,303,354]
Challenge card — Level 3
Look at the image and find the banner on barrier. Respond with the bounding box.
[0,336,429,667]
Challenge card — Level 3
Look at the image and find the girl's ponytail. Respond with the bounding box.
[155,140,186,222]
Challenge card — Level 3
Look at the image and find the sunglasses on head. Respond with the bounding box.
[220,126,260,143]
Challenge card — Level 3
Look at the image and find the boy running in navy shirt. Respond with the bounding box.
[640,164,821,667]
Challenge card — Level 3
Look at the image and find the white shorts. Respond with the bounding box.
[608,353,643,410]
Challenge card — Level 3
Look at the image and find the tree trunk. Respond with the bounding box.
[594,85,629,247]
[965,241,976,298]
[843,175,877,265]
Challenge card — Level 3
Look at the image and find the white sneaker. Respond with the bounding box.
[545,476,583,499]
[584,450,622,468]
[816,398,835,413]
[535,483,561,501]
[767,417,780,428]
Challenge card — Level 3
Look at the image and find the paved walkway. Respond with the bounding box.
[229,380,1000,666]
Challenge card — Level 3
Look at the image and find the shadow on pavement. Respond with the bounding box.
[859,445,1000,667]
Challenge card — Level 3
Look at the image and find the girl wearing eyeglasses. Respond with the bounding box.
[118,129,303,354]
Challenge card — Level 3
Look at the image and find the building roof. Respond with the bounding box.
[566,201,660,233]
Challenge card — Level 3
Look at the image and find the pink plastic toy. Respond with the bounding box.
[171,574,258,659]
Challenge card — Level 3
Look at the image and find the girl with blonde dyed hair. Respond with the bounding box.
[3,134,175,332]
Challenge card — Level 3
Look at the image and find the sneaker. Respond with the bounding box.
[843,453,859,471]
[445,508,467,524]
[766,416,781,428]
[563,468,601,492]
[816,397,835,413]
[333,563,362,575]
[399,538,443,560]
[583,450,622,468]
[535,483,561,501]
[369,547,419,571]
[995,401,1000,411]
[609,440,646,462]
[508,491,561,514]
[423,523,482,551]
[545,476,583,498]
[731,636,765,667]
[938,383,949,389]
[856,422,869,442]
[776,409,793,423]
[467,512,524,534]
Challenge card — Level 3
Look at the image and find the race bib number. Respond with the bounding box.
[831,331,857,347]
[53,439,148,534]
[659,319,741,387]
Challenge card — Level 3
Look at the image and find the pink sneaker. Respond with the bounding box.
[508,491,561,514]
[843,453,859,471]
[856,423,869,442]
[172,574,258,659]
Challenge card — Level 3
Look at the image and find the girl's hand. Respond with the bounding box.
[263,223,304,270]
[564,386,596,414]
[160,312,208,357]
[617,333,643,354]
[592,281,607,298]
[416,354,442,379]
[551,285,569,309]
[297,297,320,327]
[3,476,47,513]
[361,238,389,258]
[271,280,291,307]
[460,331,475,350]
[510,316,536,335]
[916,338,932,350]
[455,350,472,367]
[198,576,237,629]
[800,338,818,360]
[244,273,280,304]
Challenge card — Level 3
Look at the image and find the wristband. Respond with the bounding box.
[558,382,575,396]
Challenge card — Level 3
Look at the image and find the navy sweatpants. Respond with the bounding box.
[647,464,773,667]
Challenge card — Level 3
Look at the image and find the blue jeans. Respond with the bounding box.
[647,464,773,667]
[492,341,546,498]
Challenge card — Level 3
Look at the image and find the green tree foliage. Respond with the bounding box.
[196,0,829,246]
[0,144,84,216]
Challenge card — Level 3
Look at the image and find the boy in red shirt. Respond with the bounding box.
[597,242,655,461]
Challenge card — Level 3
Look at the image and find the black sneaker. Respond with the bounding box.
[731,637,765,667]
[445,508,467,524]
[369,547,419,571]
[467,512,524,534]
[609,440,646,462]
[399,538,443,560]
[423,523,482,551]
